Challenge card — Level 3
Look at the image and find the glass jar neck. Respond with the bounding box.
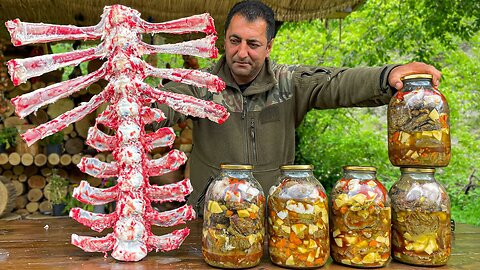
[344,170,376,180]
[400,171,435,181]
[281,169,313,178]
[402,78,432,90]
[222,169,253,179]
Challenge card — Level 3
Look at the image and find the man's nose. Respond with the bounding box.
[237,42,248,59]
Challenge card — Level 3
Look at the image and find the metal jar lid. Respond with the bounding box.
[343,165,377,172]
[280,164,314,170]
[400,167,435,173]
[401,74,433,80]
[220,164,253,170]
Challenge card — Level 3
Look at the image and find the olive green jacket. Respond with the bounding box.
[158,56,397,206]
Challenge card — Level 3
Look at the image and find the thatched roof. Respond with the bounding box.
[0,0,365,42]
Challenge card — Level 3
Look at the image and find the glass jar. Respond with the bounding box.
[390,167,451,266]
[267,165,329,268]
[201,164,265,268]
[330,166,391,268]
[388,74,451,167]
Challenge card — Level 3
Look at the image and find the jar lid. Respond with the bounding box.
[280,164,314,170]
[401,74,433,80]
[400,167,435,173]
[220,164,253,170]
[343,165,377,172]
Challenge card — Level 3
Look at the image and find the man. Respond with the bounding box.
[154,0,442,207]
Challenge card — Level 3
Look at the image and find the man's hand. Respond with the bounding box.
[389,62,442,90]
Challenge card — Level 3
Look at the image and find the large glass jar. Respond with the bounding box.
[390,167,451,266]
[201,164,265,268]
[330,166,391,268]
[388,74,451,167]
[267,165,329,268]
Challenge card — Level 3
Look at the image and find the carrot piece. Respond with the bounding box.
[369,240,378,247]
[284,248,291,258]
[250,212,257,219]
[277,238,287,248]
[340,206,348,214]
[314,257,324,264]
[225,210,233,217]
[289,232,302,245]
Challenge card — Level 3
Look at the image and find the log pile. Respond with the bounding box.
[0,39,195,219]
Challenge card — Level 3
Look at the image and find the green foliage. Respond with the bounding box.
[46,171,69,205]
[41,131,63,145]
[0,127,18,149]
[271,0,480,225]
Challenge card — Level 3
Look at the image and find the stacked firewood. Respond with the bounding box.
[0,43,195,217]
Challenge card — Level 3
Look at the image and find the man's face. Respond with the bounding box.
[224,14,273,85]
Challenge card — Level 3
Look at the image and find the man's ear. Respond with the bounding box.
[266,38,274,57]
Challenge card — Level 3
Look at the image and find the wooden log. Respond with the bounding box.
[69,171,84,184]
[56,169,69,180]
[23,165,38,177]
[16,125,40,156]
[31,81,46,91]
[65,137,84,154]
[14,195,28,210]
[15,208,29,217]
[47,153,60,165]
[60,154,72,166]
[47,98,74,119]
[27,188,43,202]
[2,163,12,170]
[6,88,22,99]
[94,153,106,162]
[43,183,51,201]
[88,83,102,95]
[72,154,82,165]
[18,174,28,183]
[8,152,21,166]
[38,200,52,214]
[26,202,39,213]
[74,114,94,139]
[106,153,114,163]
[21,153,34,166]
[12,180,25,196]
[12,165,25,175]
[62,124,74,135]
[27,109,49,125]
[86,175,102,187]
[17,81,31,92]
[3,116,27,128]
[28,175,46,189]
[41,167,52,177]
[1,100,15,118]
[3,170,14,181]
[0,176,16,217]
[34,154,47,167]
[0,153,9,165]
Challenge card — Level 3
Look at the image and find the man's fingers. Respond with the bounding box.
[388,62,442,90]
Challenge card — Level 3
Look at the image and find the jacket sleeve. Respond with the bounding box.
[292,64,399,119]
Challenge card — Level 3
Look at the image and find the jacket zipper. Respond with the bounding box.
[250,118,257,163]
[242,97,248,164]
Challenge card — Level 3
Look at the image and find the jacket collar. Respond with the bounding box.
[213,55,277,96]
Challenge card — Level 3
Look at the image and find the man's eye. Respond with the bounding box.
[249,43,260,49]
[230,39,240,44]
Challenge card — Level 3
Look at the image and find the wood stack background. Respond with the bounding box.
[0,41,194,218]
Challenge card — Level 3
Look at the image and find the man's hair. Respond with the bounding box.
[225,0,276,42]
